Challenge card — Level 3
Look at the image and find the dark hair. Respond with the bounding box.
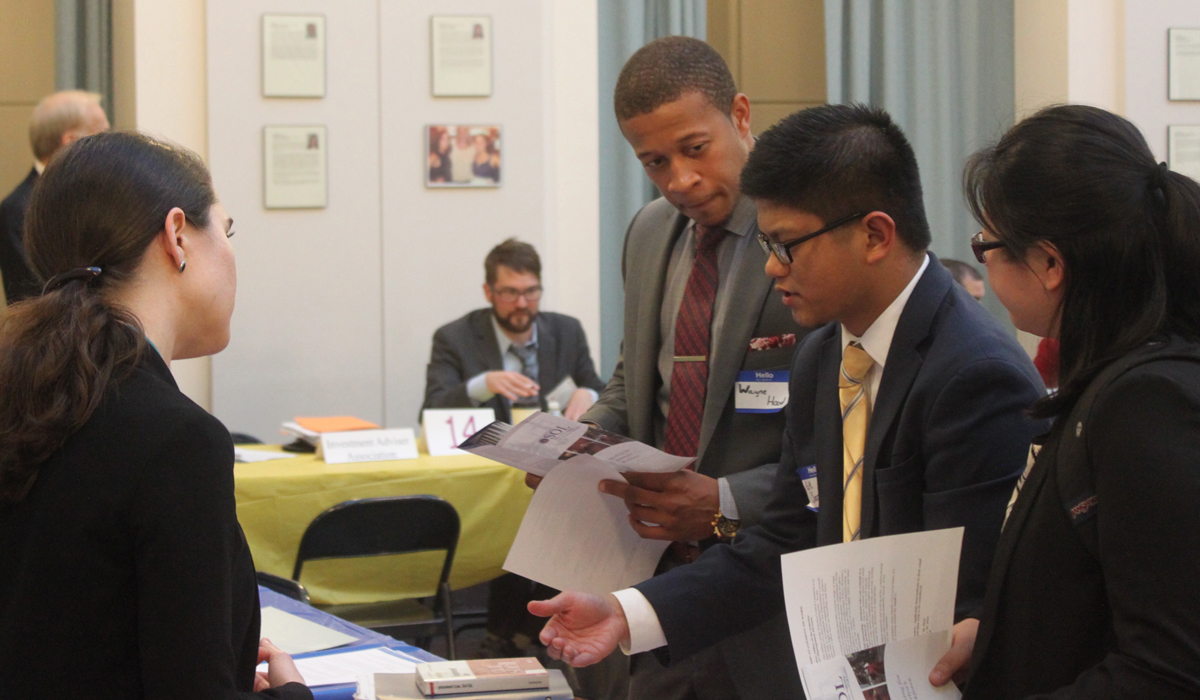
[0,131,215,505]
[614,36,737,122]
[941,258,983,285]
[485,238,540,285]
[965,104,1200,418]
[741,104,932,252]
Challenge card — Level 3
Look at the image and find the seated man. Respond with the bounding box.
[530,105,1048,694]
[423,237,606,423]
[941,258,986,300]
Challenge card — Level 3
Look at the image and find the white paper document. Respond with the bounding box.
[259,606,357,655]
[801,632,960,700]
[782,528,963,665]
[502,455,671,595]
[257,645,419,688]
[234,448,299,463]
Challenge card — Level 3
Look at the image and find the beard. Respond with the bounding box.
[494,307,536,334]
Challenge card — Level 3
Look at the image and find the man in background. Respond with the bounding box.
[0,90,109,304]
[941,258,986,300]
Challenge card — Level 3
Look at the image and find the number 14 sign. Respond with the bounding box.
[422,408,497,457]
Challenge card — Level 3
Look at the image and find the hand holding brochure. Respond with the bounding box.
[782,528,965,700]
[457,414,691,593]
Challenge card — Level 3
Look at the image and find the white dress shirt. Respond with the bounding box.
[466,317,599,405]
[614,255,930,654]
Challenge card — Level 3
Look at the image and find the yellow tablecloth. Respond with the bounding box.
[234,446,531,605]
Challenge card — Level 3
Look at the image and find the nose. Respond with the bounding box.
[667,162,701,194]
[515,294,529,308]
[764,250,789,278]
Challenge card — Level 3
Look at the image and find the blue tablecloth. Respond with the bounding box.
[259,586,442,699]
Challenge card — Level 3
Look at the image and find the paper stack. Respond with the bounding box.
[281,416,380,452]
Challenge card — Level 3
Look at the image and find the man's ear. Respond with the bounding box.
[729,93,752,142]
[861,211,898,265]
[483,281,494,305]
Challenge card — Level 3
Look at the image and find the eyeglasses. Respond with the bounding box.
[757,212,868,264]
[492,285,543,302]
[970,232,1006,264]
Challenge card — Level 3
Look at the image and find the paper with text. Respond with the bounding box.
[503,455,671,595]
[782,528,963,668]
[800,632,961,700]
[234,448,299,464]
[257,645,420,688]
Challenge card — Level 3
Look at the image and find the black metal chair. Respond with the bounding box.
[292,496,461,658]
[257,571,311,605]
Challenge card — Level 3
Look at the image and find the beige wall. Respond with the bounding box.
[708,0,826,135]
[0,0,55,195]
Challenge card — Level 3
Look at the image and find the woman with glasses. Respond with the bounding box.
[0,132,310,699]
[929,105,1200,698]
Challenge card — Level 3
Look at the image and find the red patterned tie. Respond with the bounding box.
[663,224,725,459]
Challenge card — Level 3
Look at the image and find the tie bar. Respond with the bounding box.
[673,355,706,362]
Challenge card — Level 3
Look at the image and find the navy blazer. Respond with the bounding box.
[421,308,606,424]
[635,255,1047,685]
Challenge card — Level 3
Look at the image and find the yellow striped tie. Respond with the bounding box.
[840,342,875,542]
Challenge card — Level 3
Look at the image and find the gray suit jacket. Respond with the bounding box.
[583,197,803,525]
[422,308,606,424]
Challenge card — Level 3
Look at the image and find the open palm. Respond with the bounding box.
[529,592,629,667]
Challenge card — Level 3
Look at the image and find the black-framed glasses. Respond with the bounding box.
[492,285,543,302]
[970,231,1006,264]
[757,212,868,264]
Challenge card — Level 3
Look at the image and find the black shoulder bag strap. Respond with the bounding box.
[1055,339,1200,559]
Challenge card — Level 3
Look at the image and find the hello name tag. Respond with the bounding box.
[735,370,790,413]
[320,428,419,464]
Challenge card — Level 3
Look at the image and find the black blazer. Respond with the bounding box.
[634,256,1047,694]
[965,348,1200,699]
[0,350,312,700]
[421,308,606,424]
[0,168,40,304]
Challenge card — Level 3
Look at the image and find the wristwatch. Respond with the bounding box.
[712,510,741,539]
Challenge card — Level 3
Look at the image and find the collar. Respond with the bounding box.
[685,194,756,239]
[840,254,930,368]
[491,314,538,356]
[33,161,45,175]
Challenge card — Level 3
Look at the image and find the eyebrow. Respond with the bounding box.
[635,129,710,160]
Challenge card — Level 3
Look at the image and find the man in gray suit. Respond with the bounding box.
[528,36,806,700]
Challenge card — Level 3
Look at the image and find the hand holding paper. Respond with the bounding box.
[600,469,721,542]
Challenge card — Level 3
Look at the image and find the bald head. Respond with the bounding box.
[29,90,110,163]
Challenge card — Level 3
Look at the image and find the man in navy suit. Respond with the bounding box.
[0,90,109,304]
[528,105,1046,695]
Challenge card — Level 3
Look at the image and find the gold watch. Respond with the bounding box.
[712,511,741,539]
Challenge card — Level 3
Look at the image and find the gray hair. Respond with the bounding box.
[29,90,104,161]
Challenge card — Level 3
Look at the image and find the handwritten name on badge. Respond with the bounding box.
[735,370,790,413]
[321,428,419,464]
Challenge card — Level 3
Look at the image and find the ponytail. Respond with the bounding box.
[0,131,214,506]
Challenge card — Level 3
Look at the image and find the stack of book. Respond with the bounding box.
[280,416,380,453]
[372,658,571,700]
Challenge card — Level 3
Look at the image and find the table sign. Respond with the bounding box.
[320,428,418,464]
[422,408,496,456]
[262,14,326,98]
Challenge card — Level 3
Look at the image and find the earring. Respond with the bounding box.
[179,261,186,273]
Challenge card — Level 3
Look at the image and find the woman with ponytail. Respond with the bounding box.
[927,105,1200,698]
[0,132,311,699]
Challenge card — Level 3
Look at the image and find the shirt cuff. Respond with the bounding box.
[718,477,740,521]
[466,372,494,404]
[585,388,600,402]
[612,588,668,655]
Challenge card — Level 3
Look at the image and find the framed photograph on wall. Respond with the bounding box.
[263,125,328,208]
[262,14,326,98]
[426,125,502,188]
[430,16,493,97]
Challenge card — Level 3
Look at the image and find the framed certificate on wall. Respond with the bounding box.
[263,125,328,209]
[262,14,326,98]
[430,16,493,97]
[1169,28,1200,100]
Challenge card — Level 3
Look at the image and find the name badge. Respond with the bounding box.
[797,464,819,512]
[735,370,790,413]
[321,428,419,464]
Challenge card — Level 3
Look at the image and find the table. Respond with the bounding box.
[237,447,531,605]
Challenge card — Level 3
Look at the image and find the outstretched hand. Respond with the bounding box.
[529,592,630,667]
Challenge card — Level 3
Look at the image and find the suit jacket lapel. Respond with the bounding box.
[472,311,504,371]
[627,209,688,442]
[698,237,773,461]
[815,331,845,545]
[536,315,559,398]
[860,254,951,537]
